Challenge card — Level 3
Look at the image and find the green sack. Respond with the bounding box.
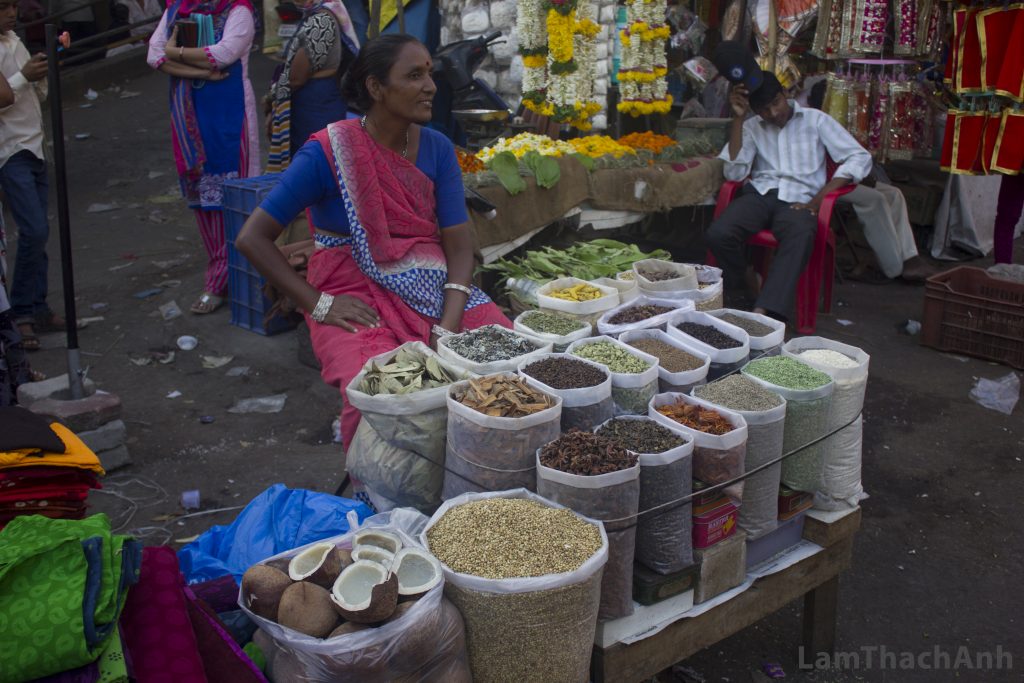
[0,514,141,683]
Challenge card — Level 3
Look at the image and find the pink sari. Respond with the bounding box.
[307,120,510,448]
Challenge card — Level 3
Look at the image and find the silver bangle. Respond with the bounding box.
[311,292,334,323]
[431,324,454,338]
[443,282,472,296]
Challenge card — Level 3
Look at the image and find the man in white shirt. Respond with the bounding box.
[1,0,54,351]
[707,71,873,320]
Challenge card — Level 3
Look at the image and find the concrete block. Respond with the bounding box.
[462,8,490,35]
[490,0,516,27]
[592,114,608,130]
[509,54,524,82]
[693,530,747,604]
[476,68,498,89]
[440,26,449,45]
[600,4,614,23]
[17,374,97,408]
[30,390,122,434]
[491,33,516,62]
[97,444,132,472]
[78,419,127,454]
[596,41,609,60]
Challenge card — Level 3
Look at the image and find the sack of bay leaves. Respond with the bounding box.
[345,342,472,512]
[443,373,562,500]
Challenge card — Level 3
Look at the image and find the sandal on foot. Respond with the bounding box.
[15,322,41,352]
[190,293,225,315]
[33,313,68,332]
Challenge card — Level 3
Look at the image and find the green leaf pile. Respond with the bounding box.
[482,239,672,287]
[358,348,457,396]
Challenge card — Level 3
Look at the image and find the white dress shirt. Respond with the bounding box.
[718,101,873,204]
[0,31,46,170]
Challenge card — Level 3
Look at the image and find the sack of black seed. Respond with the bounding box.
[567,336,661,416]
[692,375,787,540]
[536,432,640,621]
[438,325,552,375]
[708,308,785,357]
[667,310,749,381]
[632,258,699,293]
[620,328,711,394]
[513,310,593,353]
[518,354,615,433]
[595,295,693,337]
[595,416,695,575]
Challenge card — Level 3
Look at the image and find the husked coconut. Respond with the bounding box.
[351,546,395,568]
[277,581,339,638]
[353,529,402,555]
[241,564,292,620]
[330,560,399,623]
[328,621,373,638]
[392,548,443,601]
[288,542,346,588]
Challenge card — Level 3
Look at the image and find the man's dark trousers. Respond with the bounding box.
[706,185,818,318]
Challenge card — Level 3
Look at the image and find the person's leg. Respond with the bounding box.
[192,208,228,312]
[706,188,774,302]
[841,184,906,279]
[993,174,1024,265]
[0,152,50,326]
[757,201,818,318]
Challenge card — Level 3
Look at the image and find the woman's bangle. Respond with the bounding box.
[443,283,472,296]
[178,45,184,61]
[311,292,334,323]
[431,324,454,338]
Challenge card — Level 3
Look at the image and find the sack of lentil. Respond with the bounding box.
[537,277,621,325]
[620,328,711,393]
[592,275,640,304]
[595,295,694,337]
[632,258,699,293]
[242,509,472,683]
[422,490,608,683]
[692,375,787,539]
[437,325,552,375]
[667,310,750,380]
[595,416,695,574]
[442,374,562,500]
[708,308,786,357]
[781,337,870,510]
[536,432,641,620]
[742,357,835,494]
[649,393,748,503]
[513,310,593,353]
[518,354,615,433]
[568,335,661,416]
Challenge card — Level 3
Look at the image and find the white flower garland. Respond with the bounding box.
[617,0,672,116]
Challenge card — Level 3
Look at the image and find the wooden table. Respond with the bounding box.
[591,507,862,682]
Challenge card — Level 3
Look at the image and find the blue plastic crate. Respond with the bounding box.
[222,174,297,336]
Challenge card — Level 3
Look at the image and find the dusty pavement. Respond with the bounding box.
[7,51,1023,682]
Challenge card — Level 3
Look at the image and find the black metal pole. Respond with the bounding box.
[45,24,84,399]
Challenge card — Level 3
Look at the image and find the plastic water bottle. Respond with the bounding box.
[506,278,543,307]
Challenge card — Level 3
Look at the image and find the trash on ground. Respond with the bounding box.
[159,301,182,321]
[129,356,152,367]
[176,335,198,351]
[154,351,175,364]
[87,203,119,213]
[84,88,98,100]
[167,390,183,399]
[969,372,1020,415]
[152,256,190,270]
[119,90,141,99]
[200,415,216,424]
[148,193,180,204]
[79,103,93,109]
[225,366,250,377]
[90,302,109,311]
[108,262,134,272]
[899,319,921,335]
[761,661,785,678]
[201,355,234,369]
[78,316,104,327]
[74,133,91,140]
[133,287,162,299]
[155,279,181,288]
[836,319,854,326]
[228,394,288,414]
[180,490,201,510]
[148,170,165,179]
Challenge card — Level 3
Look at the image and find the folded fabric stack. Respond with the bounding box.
[0,406,103,528]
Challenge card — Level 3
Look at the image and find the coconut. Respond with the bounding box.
[353,529,403,555]
[385,600,416,624]
[288,542,346,588]
[241,564,292,620]
[277,581,339,638]
[264,556,293,574]
[330,560,399,624]
[328,621,373,638]
[392,548,443,601]
[351,546,395,568]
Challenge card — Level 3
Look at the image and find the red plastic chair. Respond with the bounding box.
[706,157,855,334]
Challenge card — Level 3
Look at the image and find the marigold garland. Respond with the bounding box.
[617,0,671,117]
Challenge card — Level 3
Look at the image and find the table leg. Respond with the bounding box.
[801,575,839,668]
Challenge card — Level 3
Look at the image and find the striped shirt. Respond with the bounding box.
[719,101,873,204]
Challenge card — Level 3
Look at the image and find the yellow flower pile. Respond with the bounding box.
[475,133,576,162]
[569,135,637,159]
[547,283,605,301]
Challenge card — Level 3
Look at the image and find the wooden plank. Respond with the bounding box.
[592,536,855,683]
[803,507,862,548]
[802,575,840,662]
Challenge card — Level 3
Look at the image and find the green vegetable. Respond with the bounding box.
[571,153,595,172]
[489,151,527,196]
[522,151,561,189]
[358,348,457,396]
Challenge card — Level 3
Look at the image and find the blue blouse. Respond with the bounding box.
[259,125,469,234]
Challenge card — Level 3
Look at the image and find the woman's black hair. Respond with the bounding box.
[342,34,424,113]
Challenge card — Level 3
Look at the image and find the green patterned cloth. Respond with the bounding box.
[0,514,141,683]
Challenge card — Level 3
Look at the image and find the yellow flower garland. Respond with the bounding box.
[546,9,575,64]
[574,17,601,38]
[523,54,547,69]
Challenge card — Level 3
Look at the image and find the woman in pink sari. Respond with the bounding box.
[236,34,511,451]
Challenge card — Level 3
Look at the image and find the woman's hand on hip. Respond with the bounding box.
[323,295,380,332]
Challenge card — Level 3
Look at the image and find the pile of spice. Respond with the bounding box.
[617,271,635,281]
[519,311,587,337]
[717,313,775,338]
[745,357,831,389]
[546,283,605,302]
[676,322,743,349]
[572,341,651,374]
[606,304,675,325]
[596,418,685,454]
[539,431,638,475]
[693,375,783,412]
[625,338,704,373]
[655,400,736,435]
[358,348,456,396]
[798,348,859,369]
[452,375,554,418]
[445,326,537,364]
[522,357,607,390]
[427,498,602,578]
[638,268,686,282]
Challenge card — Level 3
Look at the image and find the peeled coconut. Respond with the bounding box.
[351,546,395,568]
[330,560,399,624]
[277,581,339,638]
[241,564,292,620]
[353,529,402,555]
[288,542,346,589]
[392,548,443,601]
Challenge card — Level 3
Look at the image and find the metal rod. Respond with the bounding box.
[57,15,161,51]
[395,0,405,33]
[369,0,381,38]
[22,0,106,29]
[45,24,84,400]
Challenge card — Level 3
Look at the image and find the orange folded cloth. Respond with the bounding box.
[0,423,105,475]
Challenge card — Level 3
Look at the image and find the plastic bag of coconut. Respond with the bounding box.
[239,508,471,682]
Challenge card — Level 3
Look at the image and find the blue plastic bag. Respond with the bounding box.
[177,484,373,584]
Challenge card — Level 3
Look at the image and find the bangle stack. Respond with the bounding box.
[311,292,334,323]
[443,282,472,296]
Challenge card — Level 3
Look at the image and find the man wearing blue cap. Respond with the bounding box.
[707,70,873,320]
